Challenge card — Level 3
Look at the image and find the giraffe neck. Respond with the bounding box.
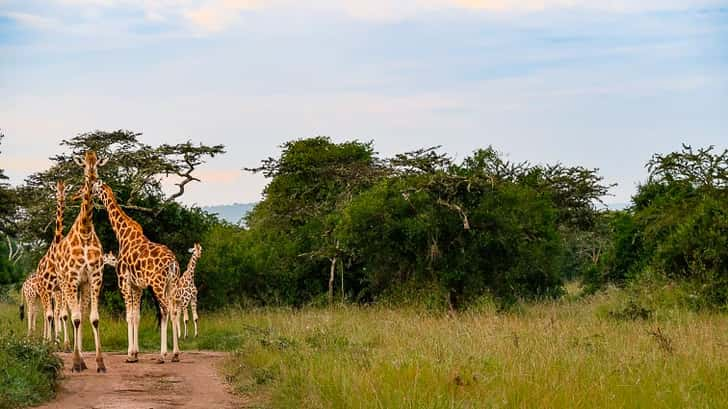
[53,190,65,245]
[99,186,142,250]
[74,180,95,238]
[184,254,198,280]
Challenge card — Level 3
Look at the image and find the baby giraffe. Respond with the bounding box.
[19,273,43,336]
[175,243,202,339]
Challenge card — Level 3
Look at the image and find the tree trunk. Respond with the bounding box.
[328,256,337,305]
[340,258,345,303]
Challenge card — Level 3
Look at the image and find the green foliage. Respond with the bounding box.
[0,329,63,409]
[597,145,728,308]
[202,138,610,309]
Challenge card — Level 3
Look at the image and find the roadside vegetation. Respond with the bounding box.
[3,287,728,409]
[0,327,62,409]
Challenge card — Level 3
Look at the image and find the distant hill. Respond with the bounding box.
[202,203,256,225]
[606,202,630,211]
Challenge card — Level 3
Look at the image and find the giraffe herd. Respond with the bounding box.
[18,150,203,372]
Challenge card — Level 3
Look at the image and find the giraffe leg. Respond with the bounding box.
[171,306,180,362]
[151,282,170,363]
[127,287,142,362]
[177,308,183,339]
[27,296,35,337]
[79,285,88,370]
[61,310,70,353]
[159,308,169,363]
[32,297,38,335]
[191,297,199,338]
[65,284,86,372]
[53,291,62,344]
[89,272,106,373]
[59,294,70,352]
[183,305,189,339]
[40,291,54,341]
[26,302,32,337]
[134,296,141,360]
[124,291,135,362]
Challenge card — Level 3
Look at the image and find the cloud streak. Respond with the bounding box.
[2,0,723,34]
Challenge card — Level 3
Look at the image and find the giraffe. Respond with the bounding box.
[174,243,202,339]
[91,180,182,363]
[19,273,43,336]
[20,180,68,342]
[54,151,108,373]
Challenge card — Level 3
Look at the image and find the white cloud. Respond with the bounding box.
[3,12,60,29]
[0,0,716,34]
[182,0,260,32]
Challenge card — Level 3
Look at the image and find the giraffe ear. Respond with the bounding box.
[73,156,85,166]
[70,187,84,201]
[97,156,109,167]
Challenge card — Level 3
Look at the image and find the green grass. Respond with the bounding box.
[2,289,728,408]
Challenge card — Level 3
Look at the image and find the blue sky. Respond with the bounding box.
[1,0,726,206]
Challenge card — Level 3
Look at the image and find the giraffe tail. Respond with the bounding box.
[19,290,25,321]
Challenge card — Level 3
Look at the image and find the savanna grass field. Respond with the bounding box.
[2,285,727,409]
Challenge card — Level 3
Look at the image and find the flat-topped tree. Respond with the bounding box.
[17,130,225,244]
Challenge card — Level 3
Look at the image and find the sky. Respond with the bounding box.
[1,0,726,207]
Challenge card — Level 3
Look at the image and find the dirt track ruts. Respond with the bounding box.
[37,351,244,409]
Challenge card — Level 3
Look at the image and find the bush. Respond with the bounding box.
[0,329,63,409]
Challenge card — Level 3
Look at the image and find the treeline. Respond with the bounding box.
[1,131,726,311]
[199,137,612,309]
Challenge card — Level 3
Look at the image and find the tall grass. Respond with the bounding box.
[2,288,727,408]
[219,296,728,408]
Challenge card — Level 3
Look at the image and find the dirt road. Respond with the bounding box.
[37,351,244,409]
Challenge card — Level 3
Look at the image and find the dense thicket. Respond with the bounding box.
[592,145,728,307]
[199,138,611,309]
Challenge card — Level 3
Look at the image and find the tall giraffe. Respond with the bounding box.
[175,243,202,339]
[92,180,182,363]
[54,151,108,372]
[20,180,68,341]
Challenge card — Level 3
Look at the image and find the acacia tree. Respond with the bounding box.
[17,130,225,243]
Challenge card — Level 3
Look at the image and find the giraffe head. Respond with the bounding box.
[55,180,66,203]
[91,180,114,204]
[73,150,108,184]
[102,252,117,267]
[188,243,202,259]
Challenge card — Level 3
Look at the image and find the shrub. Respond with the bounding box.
[0,329,63,409]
